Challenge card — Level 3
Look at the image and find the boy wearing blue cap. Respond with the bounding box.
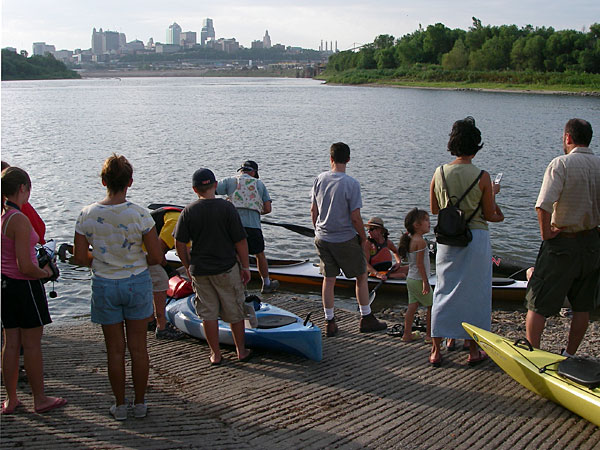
[174,168,253,365]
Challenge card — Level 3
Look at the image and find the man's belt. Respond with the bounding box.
[559,228,599,238]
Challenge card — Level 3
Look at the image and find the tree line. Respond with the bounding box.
[328,18,600,74]
[1,49,80,81]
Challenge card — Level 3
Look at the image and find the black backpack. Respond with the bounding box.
[434,166,483,247]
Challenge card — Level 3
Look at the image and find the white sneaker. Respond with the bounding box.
[133,403,147,418]
[109,404,127,421]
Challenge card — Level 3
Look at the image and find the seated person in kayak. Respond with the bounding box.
[364,217,408,280]
[174,168,253,365]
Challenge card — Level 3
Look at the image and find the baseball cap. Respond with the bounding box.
[237,160,259,178]
[192,168,216,187]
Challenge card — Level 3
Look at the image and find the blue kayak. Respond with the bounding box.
[165,294,323,361]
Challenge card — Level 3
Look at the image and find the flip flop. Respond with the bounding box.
[446,339,457,351]
[34,397,67,414]
[387,324,404,337]
[401,331,421,342]
[467,350,488,366]
[429,353,442,368]
[210,357,222,366]
[424,336,432,344]
[239,349,253,363]
[1,399,22,415]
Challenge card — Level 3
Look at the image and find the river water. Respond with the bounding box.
[2,77,599,320]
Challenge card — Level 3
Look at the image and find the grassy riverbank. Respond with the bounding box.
[318,67,600,95]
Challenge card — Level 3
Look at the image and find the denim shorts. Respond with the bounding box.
[91,269,153,325]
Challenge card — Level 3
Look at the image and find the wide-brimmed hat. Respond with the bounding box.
[365,217,387,231]
[237,160,259,178]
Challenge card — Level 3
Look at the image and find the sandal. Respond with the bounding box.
[1,399,21,415]
[402,331,421,342]
[387,324,404,337]
[467,350,488,366]
[429,353,442,368]
[35,397,67,414]
[446,339,457,351]
[239,349,253,363]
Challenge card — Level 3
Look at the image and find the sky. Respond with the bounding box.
[2,0,599,53]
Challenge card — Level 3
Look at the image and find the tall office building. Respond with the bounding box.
[201,18,215,46]
[180,31,197,47]
[91,28,123,54]
[167,22,182,45]
[263,30,271,49]
[92,28,104,54]
[103,31,121,52]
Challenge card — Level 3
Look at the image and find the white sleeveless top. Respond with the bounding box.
[407,247,431,280]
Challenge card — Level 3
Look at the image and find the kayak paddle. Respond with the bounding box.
[368,269,393,305]
[260,220,315,238]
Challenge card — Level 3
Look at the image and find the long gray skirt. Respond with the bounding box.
[431,229,492,340]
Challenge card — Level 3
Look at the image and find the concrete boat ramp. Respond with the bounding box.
[1,296,598,449]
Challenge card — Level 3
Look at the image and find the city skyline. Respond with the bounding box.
[2,0,599,54]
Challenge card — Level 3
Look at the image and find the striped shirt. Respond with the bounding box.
[536,147,600,233]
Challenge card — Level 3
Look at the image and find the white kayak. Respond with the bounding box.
[165,294,323,361]
[165,250,528,302]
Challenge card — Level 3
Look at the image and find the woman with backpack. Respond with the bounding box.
[428,117,504,367]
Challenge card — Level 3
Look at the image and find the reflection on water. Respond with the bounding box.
[2,78,599,321]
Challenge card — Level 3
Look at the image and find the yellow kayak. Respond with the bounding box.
[462,322,600,427]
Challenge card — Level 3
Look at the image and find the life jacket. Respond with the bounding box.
[229,174,263,213]
[368,238,392,266]
[150,206,183,234]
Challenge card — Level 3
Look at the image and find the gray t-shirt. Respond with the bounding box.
[311,171,362,243]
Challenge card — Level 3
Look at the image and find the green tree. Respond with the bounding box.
[356,47,377,69]
[395,30,426,64]
[422,23,456,63]
[469,35,512,70]
[374,34,395,49]
[374,47,397,69]
[442,39,469,69]
[511,35,545,71]
[465,17,491,51]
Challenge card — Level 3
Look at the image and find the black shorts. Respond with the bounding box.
[245,227,265,255]
[1,275,52,329]
[525,231,600,317]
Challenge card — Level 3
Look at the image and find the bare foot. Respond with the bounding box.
[209,352,222,365]
[402,331,421,342]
